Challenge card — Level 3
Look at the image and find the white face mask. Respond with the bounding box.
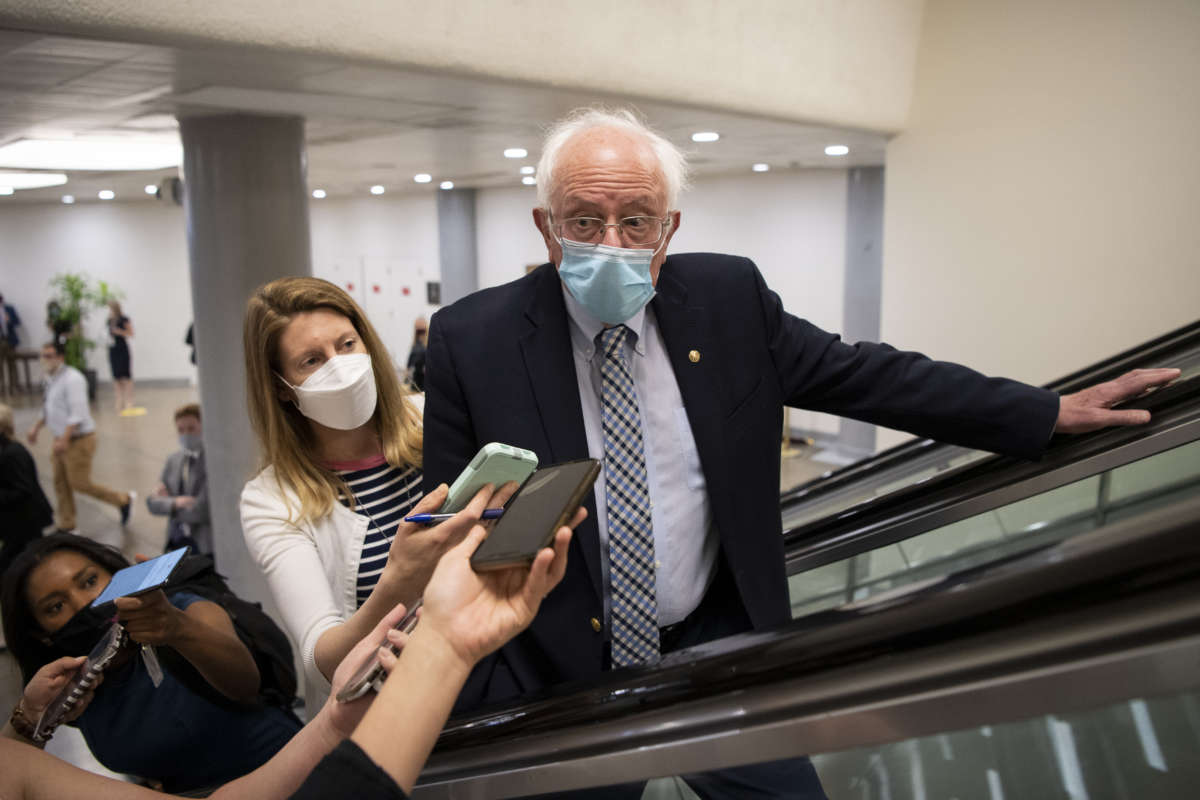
[278,353,378,431]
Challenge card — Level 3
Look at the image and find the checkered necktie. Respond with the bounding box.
[598,325,659,666]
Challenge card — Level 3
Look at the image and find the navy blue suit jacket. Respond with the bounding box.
[424,254,1060,708]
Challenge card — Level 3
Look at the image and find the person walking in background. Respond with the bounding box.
[0,293,21,394]
[26,341,133,534]
[404,317,427,392]
[0,293,21,387]
[106,299,136,414]
[0,402,52,578]
[147,403,211,556]
[0,294,19,344]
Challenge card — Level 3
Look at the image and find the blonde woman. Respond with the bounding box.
[240,278,495,709]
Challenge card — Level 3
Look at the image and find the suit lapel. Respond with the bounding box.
[518,265,603,598]
[651,263,729,501]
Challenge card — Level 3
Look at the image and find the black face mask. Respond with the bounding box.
[43,603,115,658]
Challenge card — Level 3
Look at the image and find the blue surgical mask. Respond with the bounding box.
[179,433,203,452]
[557,239,657,324]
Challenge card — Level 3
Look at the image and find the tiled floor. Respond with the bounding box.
[0,382,833,778]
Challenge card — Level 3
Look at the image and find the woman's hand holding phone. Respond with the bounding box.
[113,588,184,647]
[324,602,412,737]
[17,656,101,729]
[379,481,520,604]
[417,506,584,669]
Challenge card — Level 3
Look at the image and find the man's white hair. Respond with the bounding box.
[536,107,690,211]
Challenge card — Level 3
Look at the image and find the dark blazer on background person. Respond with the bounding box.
[1,301,21,348]
[423,254,1060,709]
[0,435,53,574]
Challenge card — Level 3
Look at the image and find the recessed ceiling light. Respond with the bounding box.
[504,148,528,159]
[62,194,75,204]
[414,173,432,184]
[0,187,12,196]
[98,190,115,200]
[691,132,720,143]
[439,181,454,190]
[825,145,849,156]
[520,166,535,175]
[144,184,158,195]
[312,189,327,199]
[370,185,385,195]
[0,138,182,171]
[522,176,536,186]
[0,171,69,189]
[752,163,770,172]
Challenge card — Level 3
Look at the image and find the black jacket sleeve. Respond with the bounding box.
[289,740,408,800]
[748,261,1060,460]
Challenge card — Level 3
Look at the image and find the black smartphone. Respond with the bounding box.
[90,546,189,608]
[469,458,601,572]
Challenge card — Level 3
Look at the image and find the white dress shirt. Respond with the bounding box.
[42,365,95,438]
[563,286,719,628]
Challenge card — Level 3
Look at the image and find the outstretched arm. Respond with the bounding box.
[312,481,516,682]
[0,604,414,800]
[349,514,578,794]
[115,589,262,704]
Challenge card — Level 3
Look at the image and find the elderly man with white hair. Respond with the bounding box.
[422,108,1177,797]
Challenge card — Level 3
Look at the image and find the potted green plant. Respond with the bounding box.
[46,273,122,402]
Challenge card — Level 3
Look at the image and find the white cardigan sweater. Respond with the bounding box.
[242,396,424,710]
[241,465,371,710]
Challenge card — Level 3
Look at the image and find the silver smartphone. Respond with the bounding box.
[35,622,127,740]
[334,599,423,703]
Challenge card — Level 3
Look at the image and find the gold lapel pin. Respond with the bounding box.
[688,350,701,363]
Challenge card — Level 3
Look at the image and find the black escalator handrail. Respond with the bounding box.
[1047,318,1200,393]
[782,373,1200,569]
[779,318,1200,509]
[423,495,1200,784]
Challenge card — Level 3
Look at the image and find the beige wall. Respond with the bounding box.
[0,0,924,133]
[879,0,1200,448]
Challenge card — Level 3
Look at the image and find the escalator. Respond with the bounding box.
[412,323,1200,799]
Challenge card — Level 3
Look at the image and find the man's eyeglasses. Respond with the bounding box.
[551,215,672,248]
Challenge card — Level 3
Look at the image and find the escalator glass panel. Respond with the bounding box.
[788,439,1200,618]
[782,446,990,531]
[515,691,1200,799]
[811,690,1200,800]
[779,340,1200,532]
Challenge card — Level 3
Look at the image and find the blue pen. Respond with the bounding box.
[405,508,504,524]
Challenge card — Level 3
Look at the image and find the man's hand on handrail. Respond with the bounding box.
[1056,368,1181,434]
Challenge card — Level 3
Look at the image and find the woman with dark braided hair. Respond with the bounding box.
[1,533,301,792]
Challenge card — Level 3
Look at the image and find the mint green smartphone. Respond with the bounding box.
[440,442,539,513]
